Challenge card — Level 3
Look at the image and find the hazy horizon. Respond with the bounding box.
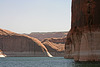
[23,31,68,34]
[0,0,72,34]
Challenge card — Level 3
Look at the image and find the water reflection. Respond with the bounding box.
[74,62,100,67]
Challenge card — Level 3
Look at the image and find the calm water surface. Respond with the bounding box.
[0,57,100,67]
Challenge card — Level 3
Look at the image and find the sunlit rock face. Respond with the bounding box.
[0,28,51,57]
[65,0,100,61]
[42,37,66,57]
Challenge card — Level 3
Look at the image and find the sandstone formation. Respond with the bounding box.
[25,32,68,41]
[65,0,100,61]
[42,37,66,57]
[0,28,52,57]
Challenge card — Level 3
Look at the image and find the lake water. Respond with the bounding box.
[0,57,100,67]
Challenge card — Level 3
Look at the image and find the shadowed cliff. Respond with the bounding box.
[0,28,52,57]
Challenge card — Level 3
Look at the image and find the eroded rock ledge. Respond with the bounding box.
[42,37,66,56]
[64,0,100,61]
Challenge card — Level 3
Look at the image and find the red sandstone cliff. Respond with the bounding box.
[0,28,52,57]
[65,0,100,61]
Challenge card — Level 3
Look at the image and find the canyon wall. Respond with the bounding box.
[42,37,66,44]
[26,32,67,41]
[42,38,66,56]
[0,29,51,57]
[65,0,100,61]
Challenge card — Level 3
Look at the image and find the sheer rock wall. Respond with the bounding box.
[65,0,100,61]
[0,29,49,57]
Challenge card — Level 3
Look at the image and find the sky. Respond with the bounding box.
[0,0,72,34]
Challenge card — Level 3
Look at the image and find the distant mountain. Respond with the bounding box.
[24,31,68,41]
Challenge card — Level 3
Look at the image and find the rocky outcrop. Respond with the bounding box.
[0,28,52,57]
[65,0,100,61]
[0,49,6,57]
[42,37,66,44]
[42,37,66,57]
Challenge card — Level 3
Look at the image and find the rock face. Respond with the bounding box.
[65,0,100,61]
[25,32,68,41]
[42,37,66,44]
[0,28,52,57]
[42,37,66,57]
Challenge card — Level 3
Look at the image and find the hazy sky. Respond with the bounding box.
[0,0,72,33]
